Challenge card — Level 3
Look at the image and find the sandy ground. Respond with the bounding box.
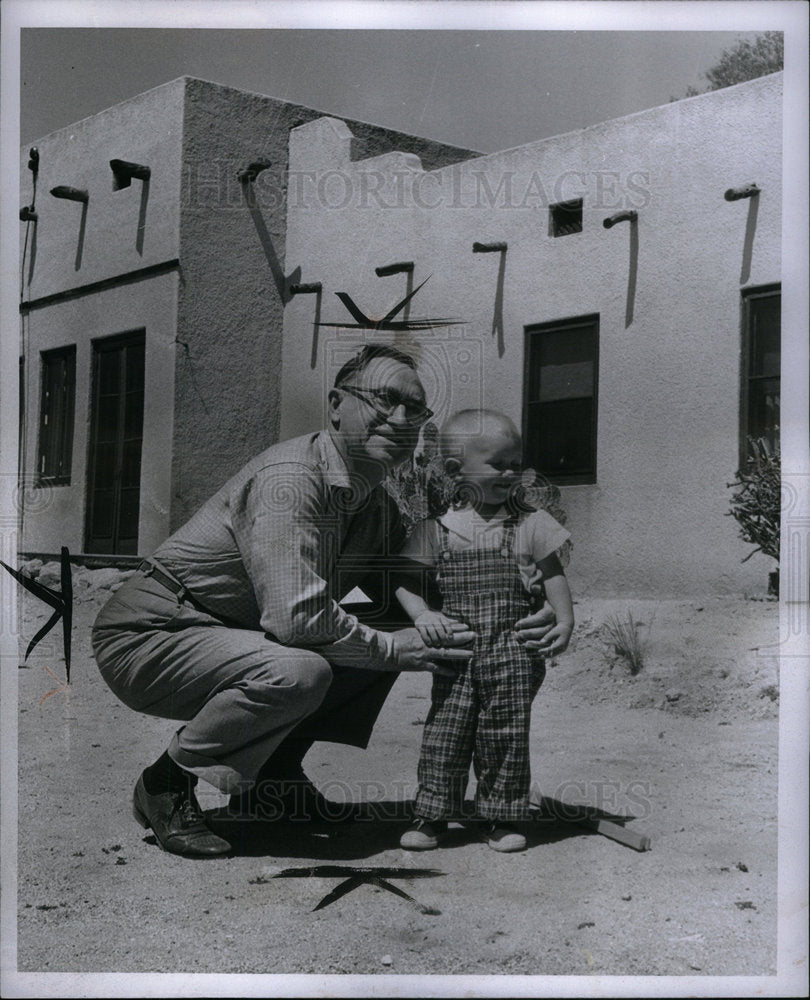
[12,567,782,982]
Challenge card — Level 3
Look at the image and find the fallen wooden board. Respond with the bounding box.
[530,795,652,852]
[579,815,652,852]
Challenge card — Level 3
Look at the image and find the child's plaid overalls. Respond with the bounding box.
[414,515,546,822]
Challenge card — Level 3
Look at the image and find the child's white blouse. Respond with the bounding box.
[401,504,570,594]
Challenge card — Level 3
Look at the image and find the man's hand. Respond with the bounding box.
[413,610,462,648]
[514,604,558,653]
[390,625,475,677]
[532,621,574,658]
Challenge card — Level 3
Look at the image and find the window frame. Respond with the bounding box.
[523,313,600,486]
[739,283,781,468]
[36,344,76,487]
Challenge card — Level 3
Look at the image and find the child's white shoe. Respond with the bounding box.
[400,818,448,850]
[481,822,527,853]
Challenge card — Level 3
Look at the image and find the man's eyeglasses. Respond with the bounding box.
[338,384,434,426]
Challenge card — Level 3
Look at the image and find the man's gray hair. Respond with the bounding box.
[333,343,417,388]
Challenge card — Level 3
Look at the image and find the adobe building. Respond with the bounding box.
[17,76,475,556]
[18,73,783,596]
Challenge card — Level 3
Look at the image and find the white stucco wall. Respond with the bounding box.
[19,275,178,556]
[171,79,477,528]
[281,74,783,596]
[19,77,476,555]
[18,79,185,299]
[19,80,185,556]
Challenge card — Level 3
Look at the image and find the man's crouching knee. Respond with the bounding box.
[291,650,333,715]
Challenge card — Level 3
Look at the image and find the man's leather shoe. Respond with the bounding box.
[133,774,231,857]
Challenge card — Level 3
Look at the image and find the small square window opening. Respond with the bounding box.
[549,199,583,237]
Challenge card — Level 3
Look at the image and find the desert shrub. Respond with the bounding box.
[727,438,780,564]
[384,423,454,535]
[601,611,649,675]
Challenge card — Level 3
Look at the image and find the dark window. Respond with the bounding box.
[37,346,76,485]
[549,199,583,237]
[524,315,599,484]
[86,331,145,554]
[19,357,25,470]
[741,285,780,465]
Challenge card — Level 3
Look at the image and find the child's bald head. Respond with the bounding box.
[439,409,522,464]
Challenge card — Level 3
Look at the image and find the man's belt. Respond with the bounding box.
[138,559,189,599]
[137,560,241,628]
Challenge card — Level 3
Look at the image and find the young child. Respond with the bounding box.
[396,409,574,852]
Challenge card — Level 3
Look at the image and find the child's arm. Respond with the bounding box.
[395,584,459,648]
[393,518,460,648]
[532,553,574,657]
[394,518,473,648]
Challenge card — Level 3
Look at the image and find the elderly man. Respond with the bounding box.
[92,343,554,857]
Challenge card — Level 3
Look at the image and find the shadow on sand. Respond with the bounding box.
[190,799,624,860]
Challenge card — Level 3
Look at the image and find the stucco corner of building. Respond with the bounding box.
[350,149,425,176]
[288,116,355,173]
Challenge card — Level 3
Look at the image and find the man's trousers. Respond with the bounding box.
[91,572,398,793]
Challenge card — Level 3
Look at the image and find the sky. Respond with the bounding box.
[18,24,774,152]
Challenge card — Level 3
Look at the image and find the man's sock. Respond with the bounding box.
[142,750,197,796]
